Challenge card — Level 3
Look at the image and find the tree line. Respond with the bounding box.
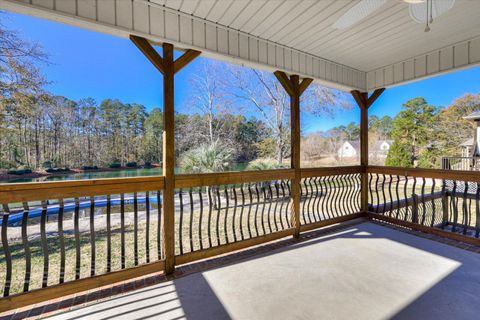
[0,15,351,172]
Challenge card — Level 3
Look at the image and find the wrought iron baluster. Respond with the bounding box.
[198,187,204,250]
[240,185,246,240]
[133,193,139,265]
[189,189,195,252]
[2,204,12,297]
[224,186,230,244]
[74,198,81,279]
[106,195,112,272]
[120,194,125,269]
[89,196,96,275]
[22,202,32,291]
[179,189,184,254]
[145,192,150,263]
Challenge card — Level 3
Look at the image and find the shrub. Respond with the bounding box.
[7,168,33,175]
[246,159,285,171]
[81,166,99,170]
[109,163,121,169]
[181,141,233,173]
[45,167,70,173]
[126,162,138,168]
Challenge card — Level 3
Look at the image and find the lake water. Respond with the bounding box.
[1,163,249,184]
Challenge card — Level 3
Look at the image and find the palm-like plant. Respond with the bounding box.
[246,158,286,171]
[180,140,233,173]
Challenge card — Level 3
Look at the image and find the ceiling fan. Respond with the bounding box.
[333,0,456,32]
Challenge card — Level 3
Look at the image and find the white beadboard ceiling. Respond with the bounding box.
[2,0,480,91]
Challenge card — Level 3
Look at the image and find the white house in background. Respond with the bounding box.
[338,141,359,159]
[337,140,392,159]
[371,140,393,159]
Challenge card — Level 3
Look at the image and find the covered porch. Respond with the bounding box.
[1,0,480,318]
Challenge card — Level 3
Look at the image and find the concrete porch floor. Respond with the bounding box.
[45,222,480,320]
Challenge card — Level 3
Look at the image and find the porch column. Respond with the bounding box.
[131,35,200,274]
[274,71,313,238]
[351,88,385,214]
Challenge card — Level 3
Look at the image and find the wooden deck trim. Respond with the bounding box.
[367,212,480,246]
[300,166,364,178]
[368,166,480,182]
[299,212,366,232]
[0,176,165,203]
[0,260,165,313]
[175,228,296,265]
[175,169,295,188]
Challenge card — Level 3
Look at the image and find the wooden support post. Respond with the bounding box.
[351,88,385,215]
[274,71,313,238]
[130,35,200,274]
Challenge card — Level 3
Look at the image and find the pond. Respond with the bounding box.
[1,163,249,184]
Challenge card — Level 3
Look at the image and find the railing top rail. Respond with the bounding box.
[300,166,364,178]
[0,176,166,203]
[368,166,480,182]
[175,169,295,189]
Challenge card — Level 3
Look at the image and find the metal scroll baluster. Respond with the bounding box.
[345,175,355,214]
[179,189,184,254]
[374,174,380,213]
[451,181,458,232]
[74,198,81,279]
[263,184,272,233]
[395,176,401,219]
[41,200,49,287]
[475,183,480,238]
[22,202,32,291]
[403,176,409,220]
[430,179,436,227]
[274,182,282,230]
[332,176,341,217]
[2,204,12,297]
[279,181,287,228]
[313,177,321,221]
[240,185,246,240]
[145,191,150,263]
[198,188,204,250]
[232,186,238,242]
[259,184,266,235]
[189,189,195,252]
[268,184,277,232]
[301,179,308,224]
[120,194,126,269]
[89,196,96,276]
[307,178,315,222]
[253,184,260,237]
[58,200,65,283]
[319,177,327,219]
[157,191,162,259]
[368,173,373,212]
[324,176,332,219]
[215,187,222,246]
[380,175,387,215]
[420,178,426,225]
[207,187,213,248]
[462,182,469,235]
[133,192,139,266]
[339,175,348,216]
[224,186,229,244]
[106,195,112,272]
[387,175,393,216]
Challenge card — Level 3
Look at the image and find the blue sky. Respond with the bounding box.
[4,11,480,134]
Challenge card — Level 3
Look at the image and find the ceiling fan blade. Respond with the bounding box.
[333,0,388,30]
[409,0,456,23]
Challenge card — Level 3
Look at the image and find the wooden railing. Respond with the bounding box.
[441,156,480,171]
[4,164,480,311]
[0,167,364,311]
[367,166,480,245]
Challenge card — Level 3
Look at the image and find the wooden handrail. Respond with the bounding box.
[0,176,165,203]
[368,166,480,182]
[300,166,364,178]
[175,169,295,188]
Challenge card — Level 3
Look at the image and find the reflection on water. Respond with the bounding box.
[1,163,249,184]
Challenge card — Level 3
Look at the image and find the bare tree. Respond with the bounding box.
[228,66,351,165]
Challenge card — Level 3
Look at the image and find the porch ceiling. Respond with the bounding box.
[2,0,480,91]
